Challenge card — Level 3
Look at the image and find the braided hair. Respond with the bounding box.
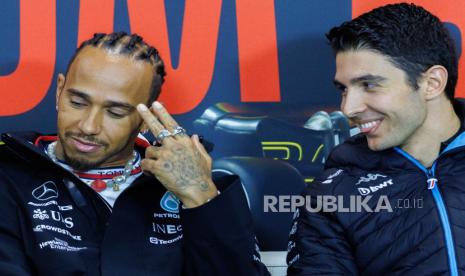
[65,31,166,103]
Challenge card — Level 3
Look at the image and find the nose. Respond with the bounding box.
[78,108,102,135]
[341,89,367,119]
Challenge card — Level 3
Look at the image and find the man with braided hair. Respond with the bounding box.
[0,32,268,275]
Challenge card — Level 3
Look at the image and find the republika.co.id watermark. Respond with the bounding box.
[264,195,423,213]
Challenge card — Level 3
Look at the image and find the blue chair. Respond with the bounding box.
[213,156,306,251]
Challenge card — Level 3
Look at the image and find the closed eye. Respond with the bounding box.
[107,108,129,119]
[67,89,90,108]
[69,98,87,108]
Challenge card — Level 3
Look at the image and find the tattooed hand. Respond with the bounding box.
[136,101,218,208]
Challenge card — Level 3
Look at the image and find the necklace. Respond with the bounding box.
[46,141,138,192]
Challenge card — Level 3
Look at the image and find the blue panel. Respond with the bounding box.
[445,22,462,58]
[274,0,351,106]
[0,0,19,75]
[114,0,131,33]
[164,0,186,68]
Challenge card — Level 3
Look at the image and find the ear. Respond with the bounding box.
[422,65,448,101]
[56,73,66,111]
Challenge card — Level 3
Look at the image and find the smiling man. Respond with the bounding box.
[0,32,268,275]
[55,45,153,171]
[287,3,465,275]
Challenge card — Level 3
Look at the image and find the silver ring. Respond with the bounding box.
[156,129,172,142]
[172,126,187,137]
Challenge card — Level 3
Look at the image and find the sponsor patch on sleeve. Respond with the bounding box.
[319,169,344,185]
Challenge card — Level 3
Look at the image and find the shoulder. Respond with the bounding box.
[306,135,396,196]
[0,131,54,172]
[325,134,396,171]
[306,167,357,198]
[0,134,47,190]
[0,143,26,170]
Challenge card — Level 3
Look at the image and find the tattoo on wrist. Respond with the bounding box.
[159,145,210,191]
[199,182,210,191]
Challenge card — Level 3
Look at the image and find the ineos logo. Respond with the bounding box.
[32,181,59,201]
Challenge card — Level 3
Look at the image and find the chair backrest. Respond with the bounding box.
[193,104,265,158]
[213,156,306,251]
[255,118,331,181]
[257,118,334,164]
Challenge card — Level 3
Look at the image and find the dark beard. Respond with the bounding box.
[57,122,141,171]
[62,152,105,171]
[59,132,107,171]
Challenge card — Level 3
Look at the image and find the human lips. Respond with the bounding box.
[358,119,383,134]
[71,137,103,153]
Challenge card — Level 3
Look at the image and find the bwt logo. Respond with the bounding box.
[357,179,394,196]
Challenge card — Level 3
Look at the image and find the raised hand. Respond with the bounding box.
[136,101,218,208]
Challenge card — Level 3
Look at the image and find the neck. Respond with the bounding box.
[401,97,460,167]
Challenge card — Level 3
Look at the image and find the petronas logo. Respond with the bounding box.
[160,191,180,213]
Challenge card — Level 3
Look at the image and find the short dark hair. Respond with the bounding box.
[65,32,166,104]
[326,3,458,101]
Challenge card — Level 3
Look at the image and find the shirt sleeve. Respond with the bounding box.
[0,170,33,275]
[180,175,270,276]
[287,168,358,275]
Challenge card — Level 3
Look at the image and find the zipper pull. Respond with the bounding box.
[426,168,437,190]
[427,177,438,189]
